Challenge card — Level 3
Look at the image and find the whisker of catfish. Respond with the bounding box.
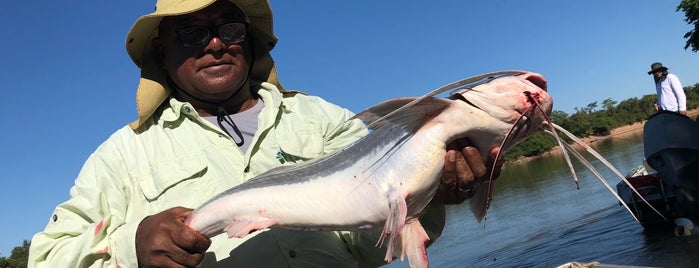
[480,105,534,221]
[555,139,643,222]
[543,122,580,189]
[548,123,667,221]
[525,91,580,188]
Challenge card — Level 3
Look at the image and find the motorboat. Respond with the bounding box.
[616,111,699,229]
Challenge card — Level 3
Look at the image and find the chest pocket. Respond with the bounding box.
[275,122,325,161]
[136,153,208,201]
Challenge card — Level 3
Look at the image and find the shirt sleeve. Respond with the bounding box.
[28,139,140,268]
[669,74,687,110]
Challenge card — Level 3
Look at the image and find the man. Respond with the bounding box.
[648,62,687,116]
[28,0,501,267]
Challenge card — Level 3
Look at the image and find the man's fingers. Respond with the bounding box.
[441,149,457,186]
[137,207,210,268]
[460,146,485,181]
[438,139,503,205]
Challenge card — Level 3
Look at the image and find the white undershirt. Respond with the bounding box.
[203,100,264,153]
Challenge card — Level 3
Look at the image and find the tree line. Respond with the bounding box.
[503,83,699,162]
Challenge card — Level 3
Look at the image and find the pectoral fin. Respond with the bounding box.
[377,188,408,263]
[401,219,430,268]
[469,182,491,223]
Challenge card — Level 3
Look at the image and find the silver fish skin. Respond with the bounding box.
[185,71,552,268]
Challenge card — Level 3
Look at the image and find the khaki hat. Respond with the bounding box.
[647,62,668,75]
[125,0,282,129]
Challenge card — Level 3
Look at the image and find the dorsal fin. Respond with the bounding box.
[352,97,452,133]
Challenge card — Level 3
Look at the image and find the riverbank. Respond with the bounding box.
[508,108,699,166]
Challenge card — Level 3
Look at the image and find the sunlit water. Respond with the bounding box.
[386,133,699,268]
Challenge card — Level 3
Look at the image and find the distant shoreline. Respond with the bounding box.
[508,108,699,166]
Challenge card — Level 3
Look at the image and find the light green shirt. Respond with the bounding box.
[29,82,445,267]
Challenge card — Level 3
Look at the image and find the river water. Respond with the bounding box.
[387,133,699,267]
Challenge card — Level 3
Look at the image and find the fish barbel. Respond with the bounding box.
[185,70,553,267]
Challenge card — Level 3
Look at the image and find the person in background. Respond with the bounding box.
[648,62,687,116]
[28,0,502,267]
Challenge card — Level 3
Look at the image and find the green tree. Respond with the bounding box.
[549,110,569,124]
[0,240,30,268]
[678,0,699,51]
[591,116,616,136]
[602,98,617,111]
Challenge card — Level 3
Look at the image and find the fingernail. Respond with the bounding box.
[448,152,456,162]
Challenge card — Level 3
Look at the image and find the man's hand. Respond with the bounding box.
[435,138,502,205]
[136,206,211,268]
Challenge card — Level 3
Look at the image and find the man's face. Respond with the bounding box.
[156,1,251,103]
[653,70,664,78]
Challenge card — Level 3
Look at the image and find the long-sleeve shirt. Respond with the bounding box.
[655,73,686,112]
[28,82,446,267]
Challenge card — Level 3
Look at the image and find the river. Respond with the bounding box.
[386,132,699,267]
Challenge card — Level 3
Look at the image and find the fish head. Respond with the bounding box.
[450,71,553,152]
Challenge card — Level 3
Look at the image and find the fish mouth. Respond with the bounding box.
[525,73,547,92]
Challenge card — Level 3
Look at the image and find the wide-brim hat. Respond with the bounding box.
[125,0,282,130]
[647,62,669,75]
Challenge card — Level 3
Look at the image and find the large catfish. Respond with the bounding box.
[184,71,553,267]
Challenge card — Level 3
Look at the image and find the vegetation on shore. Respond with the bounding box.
[0,240,29,268]
[503,83,699,163]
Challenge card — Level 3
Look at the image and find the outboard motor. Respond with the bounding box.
[644,111,699,220]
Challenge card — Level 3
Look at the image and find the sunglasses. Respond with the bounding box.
[176,22,249,48]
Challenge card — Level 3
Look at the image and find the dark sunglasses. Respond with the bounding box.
[176,22,248,48]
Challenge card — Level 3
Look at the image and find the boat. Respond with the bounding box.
[616,111,699,229]
[616,163,675,228]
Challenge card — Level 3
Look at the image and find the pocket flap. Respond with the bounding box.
[137,153,207,200]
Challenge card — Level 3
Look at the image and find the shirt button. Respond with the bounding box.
[288,250,297,258]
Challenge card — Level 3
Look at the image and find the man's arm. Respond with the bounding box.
[668,74,687,114]
[29,145,138,267]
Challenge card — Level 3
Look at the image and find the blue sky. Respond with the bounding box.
[1,0,698,257]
